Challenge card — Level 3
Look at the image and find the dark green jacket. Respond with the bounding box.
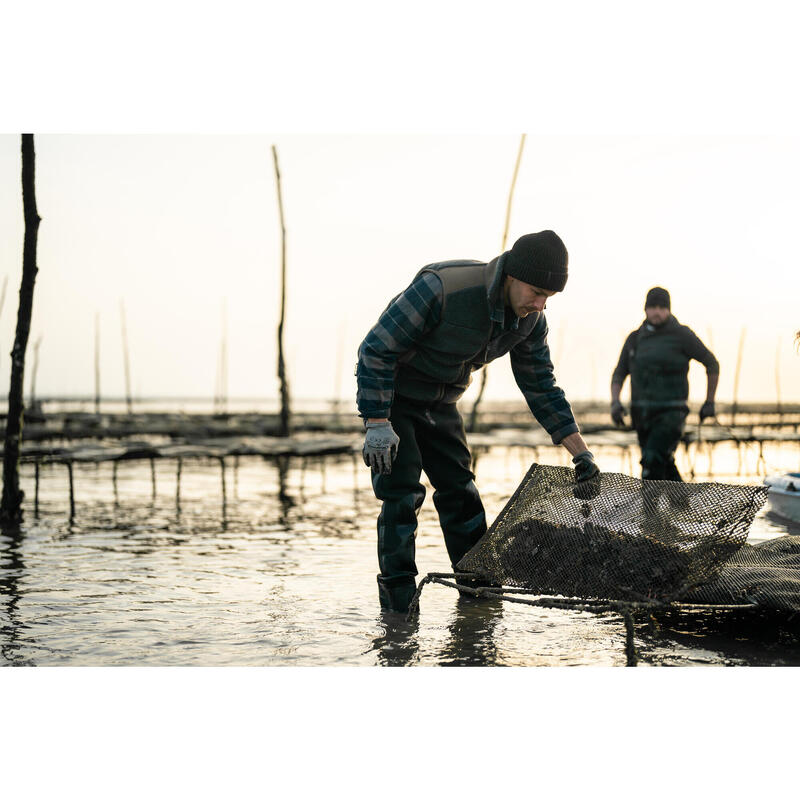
[394,257,539,402]
[612,315,719,409]
[357,254,579,444]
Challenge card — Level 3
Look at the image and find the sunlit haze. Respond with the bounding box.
[1,134,798,408]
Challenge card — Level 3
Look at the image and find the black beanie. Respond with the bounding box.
[645,286,670,309]
[503,231,569,292]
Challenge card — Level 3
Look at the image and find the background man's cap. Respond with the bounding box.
[645,286,671,309]
[503,230,568,292]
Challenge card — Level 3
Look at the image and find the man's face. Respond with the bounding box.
[505,276,557,318]
[645,305,670,326]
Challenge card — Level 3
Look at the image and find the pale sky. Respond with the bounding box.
[1,134,798,408]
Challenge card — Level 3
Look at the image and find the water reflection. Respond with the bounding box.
[175,458,183,517]
[371,612,419,666]
[0,526,32,666]
[762,510,800,538]
[439,595,504,666]
[369,590,505,667]
[640,608,800,666]
[34,463,40,518]
[219,457,228,531]
[276,455,295,529]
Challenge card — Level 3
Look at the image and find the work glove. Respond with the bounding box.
[699,400,715,423]
[572,450,601,500]
[610,401,626,427]
[362,421,400,475]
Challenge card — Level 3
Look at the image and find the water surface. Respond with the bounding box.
[2,442,800,666]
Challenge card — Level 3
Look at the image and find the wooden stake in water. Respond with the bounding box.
[67,461,75,521]
[775,336,782,421]
[34,462,40,517]
[272,144,291,437]
[120,300,133,415]
[94,312,101,415]
[214,299,229,414]
[469,133,527,433]
[1,135,42,525]
[221,301,228,413]
[219,457,227,518]
[332,321,346,425]
[731,327,746,427]
[176,458,183,510]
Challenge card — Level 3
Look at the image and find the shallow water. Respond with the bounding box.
[2,441,800,666]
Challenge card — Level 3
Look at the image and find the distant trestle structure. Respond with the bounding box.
[0,406,797,520]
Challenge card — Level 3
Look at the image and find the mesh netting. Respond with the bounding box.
[457,464,773,606]
[683,537,800,612]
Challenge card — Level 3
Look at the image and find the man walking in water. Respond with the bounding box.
[356,230,598,613]
[610,286,719,481]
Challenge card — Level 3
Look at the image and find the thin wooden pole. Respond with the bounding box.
[120,300,133,414]
[29,335,42,408]
[176,458,182,509]
[213,300,228,413]
[469,133,526,432]
[34,461,40,516]
[94,312,101,415]
[332,321,346,424]
[1,134,42,525]
[775,336,782,420]
[731,327,746,427]
[67,461,75,520]
[220,299,228,413]
[272,145,291,437]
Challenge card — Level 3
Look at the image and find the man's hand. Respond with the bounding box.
[699,400,715,424]
[610,401,626,427]
[362,421,400,474]
[572,450,601,500]
[573,450,599,481]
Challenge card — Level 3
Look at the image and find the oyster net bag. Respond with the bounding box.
[457,463,779,607]
[683,537,800,612]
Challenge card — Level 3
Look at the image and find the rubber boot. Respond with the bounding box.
[377,575,417,614]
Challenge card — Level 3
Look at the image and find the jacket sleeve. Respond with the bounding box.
[681,327,720,374]
[355,271,443,418]
[509,313,580,445]
[611,331,636,386]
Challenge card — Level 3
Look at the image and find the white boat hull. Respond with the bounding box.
[764,473,800,524]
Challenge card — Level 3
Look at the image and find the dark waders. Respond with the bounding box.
[372,396,487,612]
[631,406,688,481]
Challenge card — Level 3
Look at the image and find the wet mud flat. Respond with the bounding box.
[2,445,800,667]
